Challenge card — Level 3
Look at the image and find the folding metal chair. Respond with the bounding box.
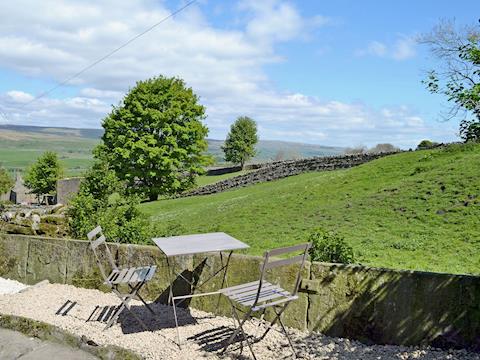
[219,243,311,360]
[87,225,157,331]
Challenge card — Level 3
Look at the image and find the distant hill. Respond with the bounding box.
[0,124,344,175]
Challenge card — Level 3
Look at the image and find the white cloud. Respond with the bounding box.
[356,35,416,60]
[6,90,34,103]
[392,36,416,60]
[0,1,444,148]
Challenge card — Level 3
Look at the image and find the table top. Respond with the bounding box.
[151,232,250,257]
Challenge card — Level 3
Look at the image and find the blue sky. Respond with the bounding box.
[0,0,477,148]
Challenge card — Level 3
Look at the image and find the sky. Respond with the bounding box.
[0,0,478,148]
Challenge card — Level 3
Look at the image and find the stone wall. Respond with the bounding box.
[184,152,400,197]
[56,177,82,205]
[0,234,479,350]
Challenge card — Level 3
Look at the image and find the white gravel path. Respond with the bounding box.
[0,277,28,295]
[0,282,478,360]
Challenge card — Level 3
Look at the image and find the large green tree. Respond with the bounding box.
[96,75,210,201]
[24,151,62,200]
[421,20,480,141]
[222,116,258,168]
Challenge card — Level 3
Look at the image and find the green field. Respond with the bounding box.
[0,125,344,176]
[141,144,480,275]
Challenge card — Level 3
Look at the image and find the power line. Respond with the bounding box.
[20,0,198,108]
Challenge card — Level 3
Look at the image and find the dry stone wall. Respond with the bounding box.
[1,234,479,351]
[185,152,400,197]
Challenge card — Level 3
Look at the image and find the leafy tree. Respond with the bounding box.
[67,161,150,243]
[0,168,13,195]
[460,118,480,142]
[222,116,258,168]
[417,139,440,150]
[24,151,62,200]
[369,143,399,153]
[420,19,480,140]
[344,146,367,155]
[96,75,210,201]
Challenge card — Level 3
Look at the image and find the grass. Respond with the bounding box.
[140,143,480,275]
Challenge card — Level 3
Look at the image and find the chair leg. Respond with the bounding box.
[105,282,150,331]
[222,301,257,360]
[258,302,291,341]
[274,306,297,359]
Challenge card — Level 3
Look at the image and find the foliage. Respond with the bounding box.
[140,143,480,274]
[420,19,480,137]
[344,146,367,155]
[460,118,480,142]
[222,116,258,168]
[417,140,440,150]
[67,162,150,244]
[369,143,400,154]
[96,75,211,201]
[24,151,62,198]
[307,228,355,264]
[0,167,13,195]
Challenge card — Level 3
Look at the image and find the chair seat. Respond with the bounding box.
[220,280,292,310]
[105,265,157,285]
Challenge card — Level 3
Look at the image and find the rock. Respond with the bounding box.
[2,212,14,221]
[49,204,64,214]
[31,214,41,231]
[1,223,35,235]
[42,214,66,225]
[37,223,61,237]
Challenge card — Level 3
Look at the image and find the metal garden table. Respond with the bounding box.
[151,232,249,345]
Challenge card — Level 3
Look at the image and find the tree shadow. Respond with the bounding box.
[309,264,480,352]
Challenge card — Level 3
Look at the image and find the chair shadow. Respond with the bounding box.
[55,260,216,336]
[90,260,210,335]
[187,325,256,355]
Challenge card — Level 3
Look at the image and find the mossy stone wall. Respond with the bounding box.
[1,234,479,350]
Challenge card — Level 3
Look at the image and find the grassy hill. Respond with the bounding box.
[0,125,344,175]
[140,143,480,275]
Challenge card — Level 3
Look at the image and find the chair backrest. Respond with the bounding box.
[87,226,118,281]
[253,243,311,307]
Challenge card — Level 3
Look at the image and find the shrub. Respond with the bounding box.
[369,143,400,153]
[460,119,480,143]
[67,162,151,244]
[307,228,355,264]
[416,140,439,150]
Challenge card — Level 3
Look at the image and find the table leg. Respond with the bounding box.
[214,251,232,315]
[167,257,175,306]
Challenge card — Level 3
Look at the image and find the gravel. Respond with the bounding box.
[0,277,28,295]
[0,282,478,360]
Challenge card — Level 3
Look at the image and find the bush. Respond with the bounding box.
[369,143,400,154]
[307,228,355,264]
[416,140,439,150]
[67,162,151,244]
